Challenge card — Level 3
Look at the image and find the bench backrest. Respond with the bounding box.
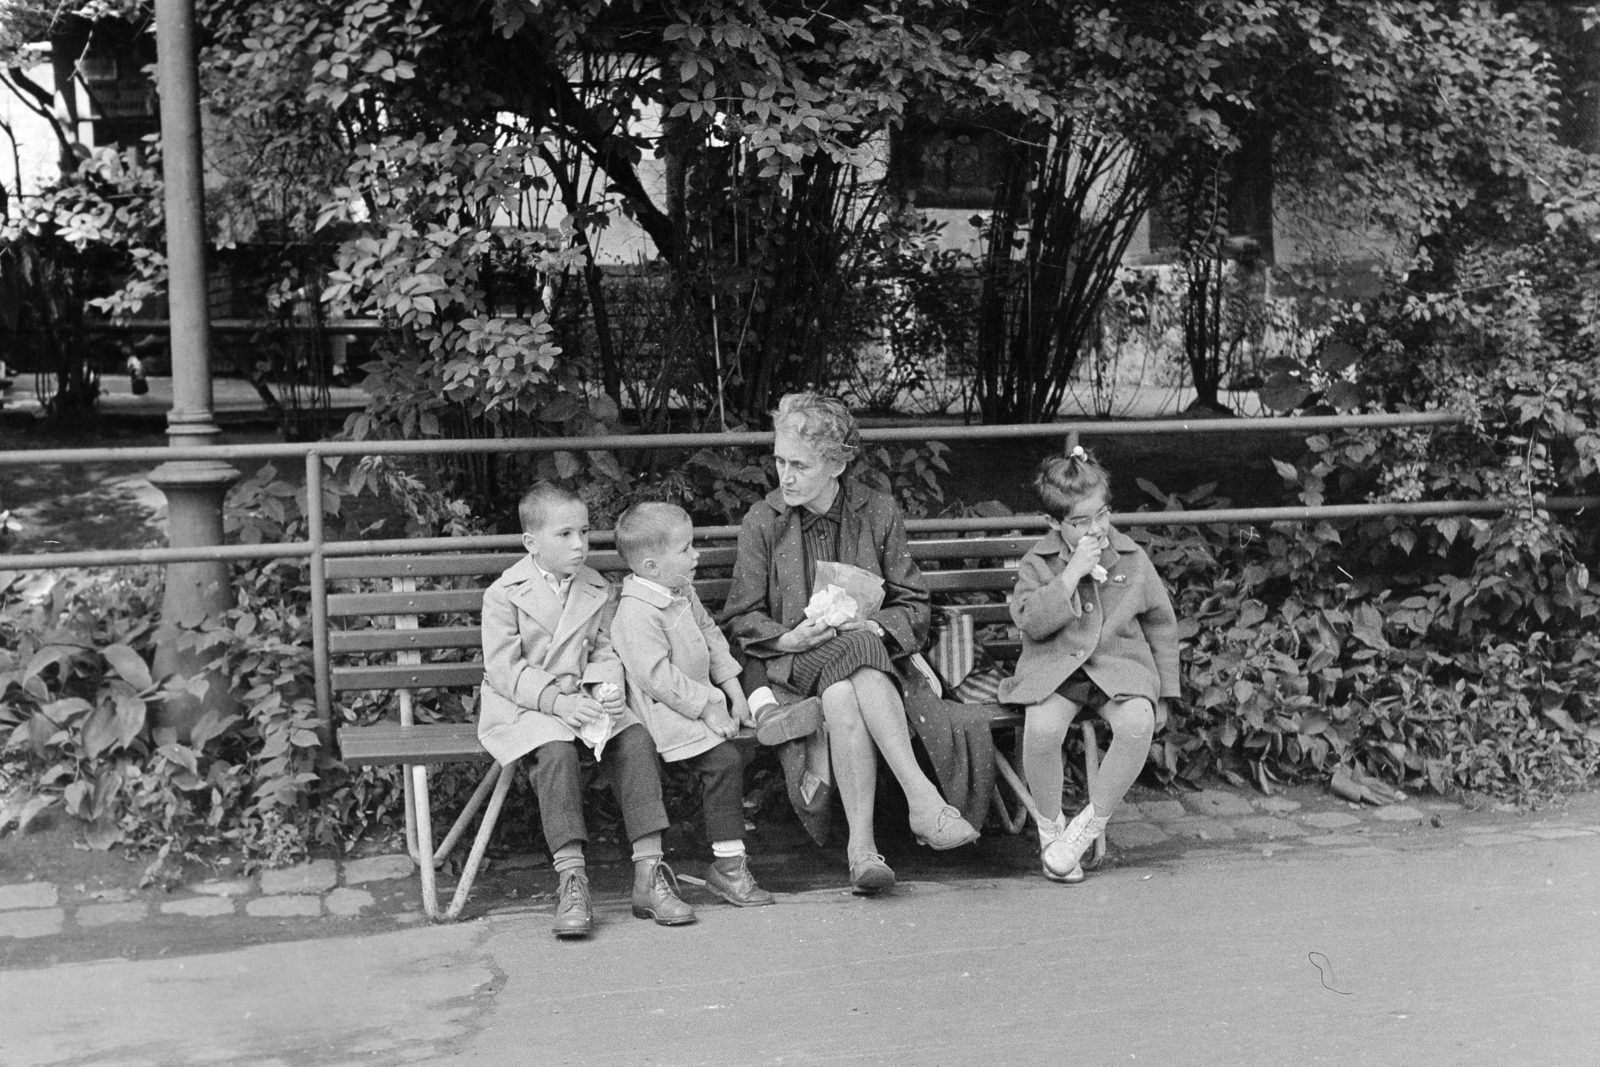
[327,535,1036,696]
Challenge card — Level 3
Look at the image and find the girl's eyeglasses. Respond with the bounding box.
[1061,506,1111,534]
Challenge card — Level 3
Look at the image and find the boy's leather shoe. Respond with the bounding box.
[631,859,697,925]
[552,869,593,937]
[755,695,823,746]
[705,855,775,907]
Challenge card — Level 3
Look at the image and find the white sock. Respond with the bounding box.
[748,687,777,713]
[712,840,745,859]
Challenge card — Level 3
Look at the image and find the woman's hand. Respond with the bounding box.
[838,619,885,639]
[773,616,837,653]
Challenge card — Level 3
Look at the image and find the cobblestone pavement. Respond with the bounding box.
[4,781,1596,970]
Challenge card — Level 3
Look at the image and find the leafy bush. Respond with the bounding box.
[1138,415,1600,806]
[0,465,405,873]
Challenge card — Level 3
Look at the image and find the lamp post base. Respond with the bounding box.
[148,458,240,739]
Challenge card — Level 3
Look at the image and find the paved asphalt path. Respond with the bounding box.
[3,829,1596,1066]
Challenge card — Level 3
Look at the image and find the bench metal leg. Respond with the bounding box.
[993,749,1043,830]
[407,759,519,923]
[403,765,422,865]
[1081,721,1106,870]
[411,764,442,921]
[441,758,517,921]
[403,760,502,870]
[433,764,502,864]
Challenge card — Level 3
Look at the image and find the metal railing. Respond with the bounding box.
[2,410,1595,725]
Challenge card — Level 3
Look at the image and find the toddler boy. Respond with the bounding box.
[609,502,775,907]
[479,482,694,937]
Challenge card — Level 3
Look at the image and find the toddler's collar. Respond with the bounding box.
[621,573,683,607]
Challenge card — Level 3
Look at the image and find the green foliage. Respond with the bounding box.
[844,215,978,417]
[0,465,403,869]
[1136,389,1600,805]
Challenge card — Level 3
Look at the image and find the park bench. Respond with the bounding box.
[332,528,1103,921]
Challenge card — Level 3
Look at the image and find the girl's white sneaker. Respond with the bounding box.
[1037,813,1085,884]
[1042,803,1108,880]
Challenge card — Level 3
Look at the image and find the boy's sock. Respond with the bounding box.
[711,839,746,859]
[748,686,778,715]
[552,843,586,874]
[631,832,665,863]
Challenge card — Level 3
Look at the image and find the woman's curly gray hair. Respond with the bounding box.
[772,392,861,467]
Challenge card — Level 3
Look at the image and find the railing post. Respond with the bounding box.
[147,0,239,738]
[307,451,333,728]
[1064,429,1081,455]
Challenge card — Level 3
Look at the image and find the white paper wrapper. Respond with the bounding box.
[804,584,859,628]
[581,683,622,760]
[579,714,610,759]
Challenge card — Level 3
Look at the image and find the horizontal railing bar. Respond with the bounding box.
[3,496,1591,573]
[0,543,314,570]
[0,411,1465,467]
[78,318,388,335]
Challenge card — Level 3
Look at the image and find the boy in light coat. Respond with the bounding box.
[479,482,694,938]
[609,502,774,908]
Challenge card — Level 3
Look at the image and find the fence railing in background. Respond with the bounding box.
[2,411,1595,725]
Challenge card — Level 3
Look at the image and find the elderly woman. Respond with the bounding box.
[724,393,979,893]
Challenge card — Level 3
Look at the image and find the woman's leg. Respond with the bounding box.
[1021,693,1080,823]
[1088,697,1156,816]
[821,678,879,858]
[845,668,946,812]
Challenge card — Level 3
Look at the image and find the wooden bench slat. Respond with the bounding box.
[331,626,481,654]
[327,554,523,580]
[338,708,1021,769]
[333,662,486,691]
[941,604,1014,625]
[912,537,1038,561]
[326,546,743,581]
[329,577,736,618]
[922,569,1018,593]
[328,588,487,616]
[326,537,1033,583]
[337,723,492,767]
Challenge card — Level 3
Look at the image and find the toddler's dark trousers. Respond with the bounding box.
[674,740,746,844]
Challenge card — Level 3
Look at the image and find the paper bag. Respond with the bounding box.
[812,560,885,621]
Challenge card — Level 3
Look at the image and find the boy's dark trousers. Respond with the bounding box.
[678,741,746,843]
[525,723,669,852]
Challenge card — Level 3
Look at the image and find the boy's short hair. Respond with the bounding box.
[615,501,692,570]
[518,481,585,534]
[1034,448,1112,520]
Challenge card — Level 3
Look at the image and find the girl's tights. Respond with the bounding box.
[1022,693,1155,821]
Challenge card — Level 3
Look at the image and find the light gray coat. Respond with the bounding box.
[998,527,1181,708]
[477,556,633,766]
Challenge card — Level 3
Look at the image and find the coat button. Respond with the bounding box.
[1085,603,1095,612]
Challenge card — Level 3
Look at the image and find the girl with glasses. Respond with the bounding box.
[998,447,1182,884]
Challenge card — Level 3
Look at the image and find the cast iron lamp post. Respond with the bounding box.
[148,0,238,735]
